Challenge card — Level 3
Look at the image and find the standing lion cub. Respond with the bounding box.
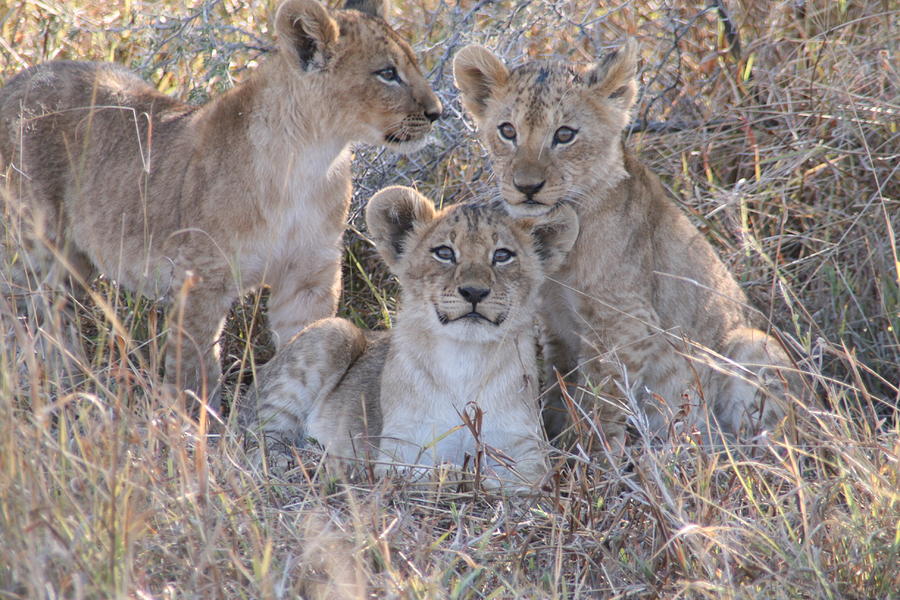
[242,186,579,490]
[453,41,800,448]
[0,0,440,405]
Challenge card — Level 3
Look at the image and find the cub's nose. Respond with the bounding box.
[424,96,443,123]
[458,286,490,305]
[513,179,545,198]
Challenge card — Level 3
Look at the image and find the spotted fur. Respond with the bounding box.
[243,186,579,491]
[0,0,441,406]
[454,42,801,449]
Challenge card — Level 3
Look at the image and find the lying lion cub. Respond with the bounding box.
[454,41,800,448]
[0,0,440,404]
[243,186,579,490]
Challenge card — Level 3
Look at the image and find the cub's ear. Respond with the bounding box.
[366,186,437,268]
[453,45,510,122]
[275,0,340,71]
[343,0,388,19]
[518,204,579,273]
[585,38,639,113]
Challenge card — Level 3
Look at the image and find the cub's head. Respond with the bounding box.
[453,41,639,215]
[274,0,441,152]
[366,186,578,342]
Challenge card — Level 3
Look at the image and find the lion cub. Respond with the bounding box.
[0,0,440,405]
[454,42,800,448]
[243,186,579,490]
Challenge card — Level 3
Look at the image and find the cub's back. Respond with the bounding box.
[0,61,194,193]
[0,60,188,142]
[317,331,389,433]
[621,151,751,341]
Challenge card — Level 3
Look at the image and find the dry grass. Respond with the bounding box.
[1,0,898,598]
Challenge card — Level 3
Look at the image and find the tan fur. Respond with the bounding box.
[0,0,441,405]
[454,42,801,448]
[242,186,579,491]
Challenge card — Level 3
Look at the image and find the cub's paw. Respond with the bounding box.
[243,434,302,478]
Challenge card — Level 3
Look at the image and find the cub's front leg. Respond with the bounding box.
[165,272,237,413]
[575,296,693,451]
[265,252,343,349]
[537,280,582,441]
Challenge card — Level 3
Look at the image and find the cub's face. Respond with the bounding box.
[400,203,544,340]
[453,41,639,215]
[366,187,578,343]
[275,0,441,152]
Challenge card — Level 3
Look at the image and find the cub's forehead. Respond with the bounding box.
[500,62,583,122]
[428,203,518,246]
[510,62,580,89]
[336,11,417,64]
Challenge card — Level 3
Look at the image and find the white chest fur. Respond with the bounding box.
[240,139,352,284]
[377,329,546,483]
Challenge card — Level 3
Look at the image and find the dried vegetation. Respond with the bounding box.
[1,1,897,598]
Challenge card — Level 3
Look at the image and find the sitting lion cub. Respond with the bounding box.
[453,41,800,448]
[0,0,440,405]
[243,186,579,490]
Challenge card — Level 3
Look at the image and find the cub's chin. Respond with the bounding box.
[432,308,510,343]
[383,134,430,155]
[502,197,559,217]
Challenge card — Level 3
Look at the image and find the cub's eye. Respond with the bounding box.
[492,248,516,265]
[431,245,456,264]
[497,122,517,141]
[375,66,401,84]
[553,126,578,146]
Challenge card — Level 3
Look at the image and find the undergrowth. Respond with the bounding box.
[1,1,897,598]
